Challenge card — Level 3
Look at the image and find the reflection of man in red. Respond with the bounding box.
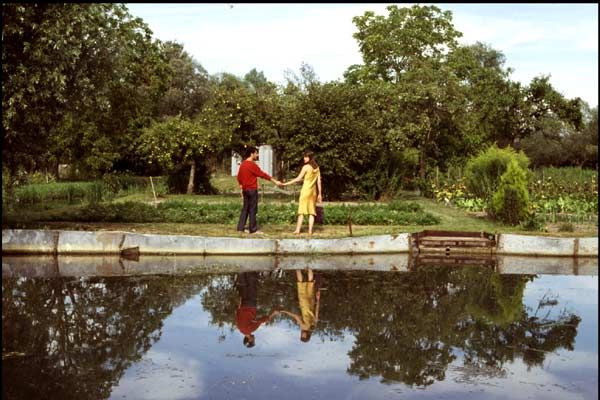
[236,272,279,348]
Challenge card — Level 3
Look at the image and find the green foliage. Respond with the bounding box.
[157,41,211,119]
[138,115,220,194]
[520,105,597,169]
[49,200,440,226]
[530,167,597,202]
[2,3,169,180]
[519,211,545,232]
[69,202,162,223]
[11,176,164,208]
[351,5,462,82]
[2,3,589,206]
[465,144,530,207]
[358,148,421,200]
[85,182,105,205]
[14,182,92,206]
[491,160,530,224]
[165,162,217,195]
[139,115,214,172]
[148,176,168,197]
[24,171,56,185]
[199,71,280,156]
[278,81,388,199]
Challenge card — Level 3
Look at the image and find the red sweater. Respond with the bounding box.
[236,306,270,335]
[237,159,272,190]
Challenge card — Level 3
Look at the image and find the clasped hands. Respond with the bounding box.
[272,179,286,188]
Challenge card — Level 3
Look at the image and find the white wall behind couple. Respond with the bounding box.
[230,145,274,176]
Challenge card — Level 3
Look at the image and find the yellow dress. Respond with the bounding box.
[298,166,320,216]
[297,281,316,330]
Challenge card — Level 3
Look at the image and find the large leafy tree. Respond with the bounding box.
[156,41,211,119]
[350,5,462,83]
[2,3,168,194]
[200,71,282,161]
[279,79,387,199]
[347,5,467,180]
[447,42,515,152]
[138,115,221,194]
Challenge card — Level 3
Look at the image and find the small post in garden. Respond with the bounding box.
[149,176,158,208]
[347,209,353,237]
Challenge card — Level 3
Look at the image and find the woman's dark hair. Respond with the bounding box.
[300,330,312,343]
[304,151,319,170]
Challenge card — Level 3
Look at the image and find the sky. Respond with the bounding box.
[126,3,598,107]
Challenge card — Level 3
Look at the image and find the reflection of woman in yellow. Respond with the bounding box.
[282,151,322,236]
[281,269,321,342]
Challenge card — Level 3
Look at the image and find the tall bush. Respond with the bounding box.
[492,160,530,224]
[465,144,529,208]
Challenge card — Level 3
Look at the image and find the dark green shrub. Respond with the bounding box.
[519,211,544,231]
[358,149,420,200]
[465,145,530,208]
[492,160,530,225]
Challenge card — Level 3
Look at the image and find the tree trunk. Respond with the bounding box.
[186,159,196,195]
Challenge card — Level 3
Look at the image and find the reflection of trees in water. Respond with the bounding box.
[339,267,580,386]
[201,266,581,387]
[2,275,212,400]
[2,267,583,396]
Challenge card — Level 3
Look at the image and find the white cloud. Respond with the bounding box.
[110,349,204,400]
[128,3,598,106]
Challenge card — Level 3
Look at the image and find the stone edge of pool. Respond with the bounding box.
[2,229,598,257]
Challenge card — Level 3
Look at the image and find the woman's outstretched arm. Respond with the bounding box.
[280,310,302,325]
[282,165,308,186]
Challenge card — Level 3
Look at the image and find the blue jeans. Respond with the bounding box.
[237,189,258,233]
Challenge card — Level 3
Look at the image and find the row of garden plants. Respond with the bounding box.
[429,146,598,228]
[37,200,440,226]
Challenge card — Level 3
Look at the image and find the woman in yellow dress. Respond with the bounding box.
[280,268,321,343]
[282,151,322,236]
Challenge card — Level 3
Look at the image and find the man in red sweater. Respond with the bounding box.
[236,271,279,348]
[236,146,282,234]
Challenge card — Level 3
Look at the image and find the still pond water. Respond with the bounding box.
[2,259,598,400]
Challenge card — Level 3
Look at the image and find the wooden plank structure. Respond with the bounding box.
[409,253,497,270]
[410,230,497,255]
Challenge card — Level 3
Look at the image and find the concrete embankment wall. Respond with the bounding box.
[2,254,598,278]
[2,229,598,257]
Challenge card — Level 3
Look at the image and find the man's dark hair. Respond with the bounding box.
[243,335,256,348]
[244,146,258,158]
